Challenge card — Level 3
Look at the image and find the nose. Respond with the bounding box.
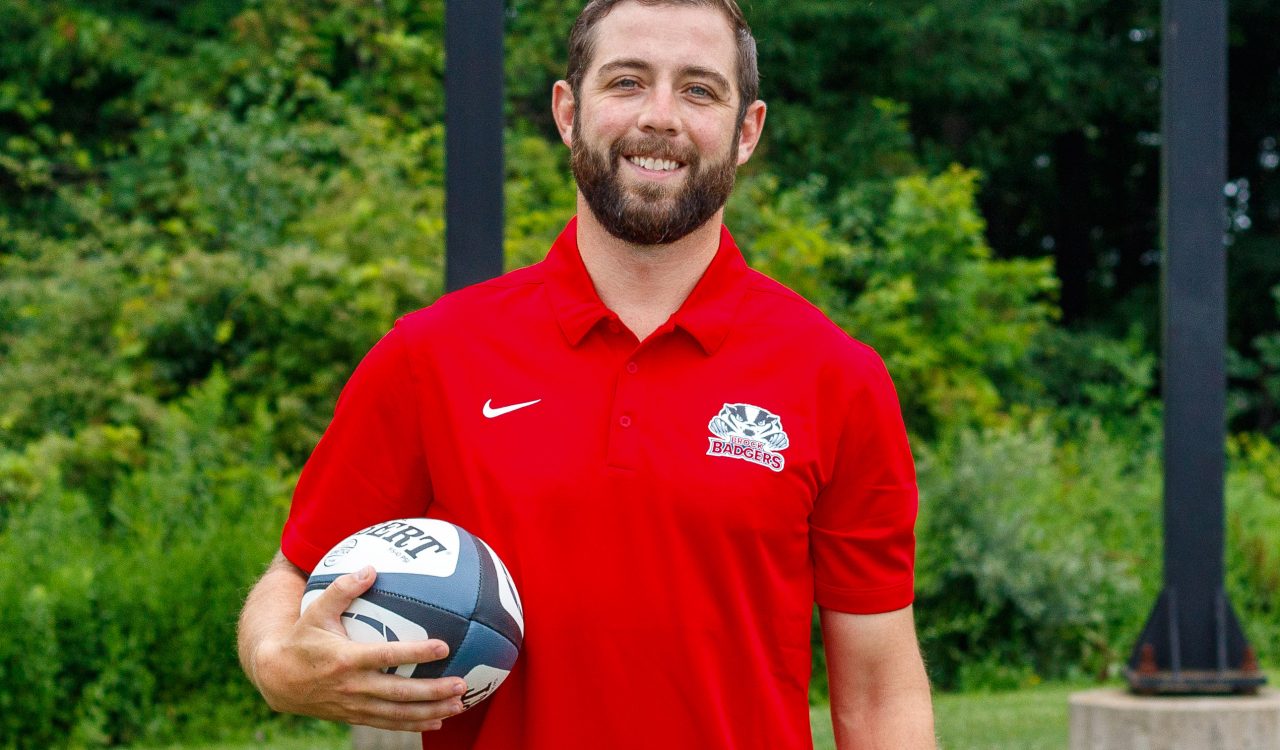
[636,86,681,136]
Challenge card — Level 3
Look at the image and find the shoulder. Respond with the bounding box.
[393,262,547,341]
[739,268,888,379]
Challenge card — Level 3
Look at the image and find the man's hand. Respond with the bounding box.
[240,554,467,732]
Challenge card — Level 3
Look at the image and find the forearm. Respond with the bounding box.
[237,551,308,694]
[829,675,934,749]
[821,606,936,750]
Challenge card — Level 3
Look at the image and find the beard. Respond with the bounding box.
[570,125,738,246]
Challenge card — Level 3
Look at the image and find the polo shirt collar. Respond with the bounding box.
[542,216,750,355]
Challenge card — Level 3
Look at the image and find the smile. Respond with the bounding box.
[625,155,685,172]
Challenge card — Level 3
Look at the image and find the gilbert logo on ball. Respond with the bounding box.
[301,518,524,710]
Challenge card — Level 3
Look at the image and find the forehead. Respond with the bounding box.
[586,3,738,82]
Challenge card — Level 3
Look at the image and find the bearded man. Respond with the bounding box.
[237,1,936,747]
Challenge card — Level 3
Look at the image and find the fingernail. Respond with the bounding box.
[452,681,467,695]
[356,566,373,582]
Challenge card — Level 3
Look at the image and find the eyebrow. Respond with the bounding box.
[595,58,733,94]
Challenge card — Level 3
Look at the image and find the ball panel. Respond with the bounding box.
[468,535,524,647]
[358,588,472,656]
[481,537,524,637]
[303,573,341,599]
[313,519,464,578]
[367,571,480,622]
[447,620,520,710]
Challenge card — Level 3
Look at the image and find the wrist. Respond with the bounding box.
[246,634,281,701]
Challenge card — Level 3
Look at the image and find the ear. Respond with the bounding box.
[552,80,576,148]
[735,99,767,166]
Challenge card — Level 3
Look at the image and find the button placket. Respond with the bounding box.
[606,348,646,469]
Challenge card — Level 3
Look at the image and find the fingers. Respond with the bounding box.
[349,637,453,672]
[302,566,378,625]
[362,672,468,704]
[344,677,468,732]
[351,694,466,732]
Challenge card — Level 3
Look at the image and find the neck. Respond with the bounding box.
[575,195,724,341]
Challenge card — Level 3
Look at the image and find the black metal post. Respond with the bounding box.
[445,0,506,292]
[1125,0,1264,695]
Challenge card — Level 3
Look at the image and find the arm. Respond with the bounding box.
[237,551,466,732]
[820,605,935,750]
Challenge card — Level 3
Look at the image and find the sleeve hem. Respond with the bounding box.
[281,523,331,575]
[815,579,915,615]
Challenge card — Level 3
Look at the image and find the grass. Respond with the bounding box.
[811,679,1084,750]
[132,675,1278,750]
[133,685,1081,750]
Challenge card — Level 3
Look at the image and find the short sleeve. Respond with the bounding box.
[810,348,918,613]
[281,324,432,572]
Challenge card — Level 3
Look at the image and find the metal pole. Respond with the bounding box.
[1126,0,1264,695]
[445,0,506,292]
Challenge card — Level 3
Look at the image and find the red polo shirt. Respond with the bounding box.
[282,218,918,750]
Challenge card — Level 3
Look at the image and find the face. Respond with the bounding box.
[554,3,766,246]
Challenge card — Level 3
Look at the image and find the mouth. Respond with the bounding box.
[623,153,687,175]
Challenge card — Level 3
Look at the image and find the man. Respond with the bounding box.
[237,1,936,747]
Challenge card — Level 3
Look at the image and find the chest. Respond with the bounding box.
[415,327,826,545]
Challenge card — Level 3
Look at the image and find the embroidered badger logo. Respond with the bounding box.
[707,403,789,472]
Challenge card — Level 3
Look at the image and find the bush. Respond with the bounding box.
[1226,434,1280,661]
[728,167,1060,439]
[912,421,1159,690]
[0,374,292,746]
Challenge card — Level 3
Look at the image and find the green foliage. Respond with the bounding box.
[1231,277,1280,442]
[1014,325,1161,441]
[1,0,1277,743]
[1225,435,1280,660]
[908,423,1280,691]
[839,167,1059,436]
[913,421,1159,690]
[729,167,1059,438]
[504,133,578,269]
[0,375,291,746]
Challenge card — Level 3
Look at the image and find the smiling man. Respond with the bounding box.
[237,2,935,748]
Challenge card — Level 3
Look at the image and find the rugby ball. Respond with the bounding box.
[301,518,524,709]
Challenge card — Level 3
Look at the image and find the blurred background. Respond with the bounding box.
[0,0,1278,747]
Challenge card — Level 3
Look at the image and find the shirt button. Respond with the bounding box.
[619,415,633,428]
[626,361,639,374]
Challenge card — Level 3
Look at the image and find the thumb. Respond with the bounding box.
[301,566,376,626]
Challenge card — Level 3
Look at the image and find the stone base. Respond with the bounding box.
[1070,687,1280,750]
[351,725,421,750]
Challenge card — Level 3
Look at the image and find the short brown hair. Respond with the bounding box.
[565,0,760,124]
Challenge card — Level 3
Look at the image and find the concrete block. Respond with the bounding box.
[351,725,421,750]
[1070,687,1280,750]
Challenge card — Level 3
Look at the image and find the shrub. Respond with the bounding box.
[0,374,292,746]
[912,421,1159,690]
[1225,434,1280,662]
[729,167,1060,440]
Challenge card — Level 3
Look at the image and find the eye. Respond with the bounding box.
[687,84,713,99]
[613,78,640,90]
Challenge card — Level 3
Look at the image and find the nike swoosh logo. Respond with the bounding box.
[483,398,542,418]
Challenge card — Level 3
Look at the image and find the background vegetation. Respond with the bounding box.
[1,0,1278,746]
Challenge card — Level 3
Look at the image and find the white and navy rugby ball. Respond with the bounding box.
[301,518,524,709]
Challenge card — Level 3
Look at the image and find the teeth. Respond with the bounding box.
[629,156,680,172]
